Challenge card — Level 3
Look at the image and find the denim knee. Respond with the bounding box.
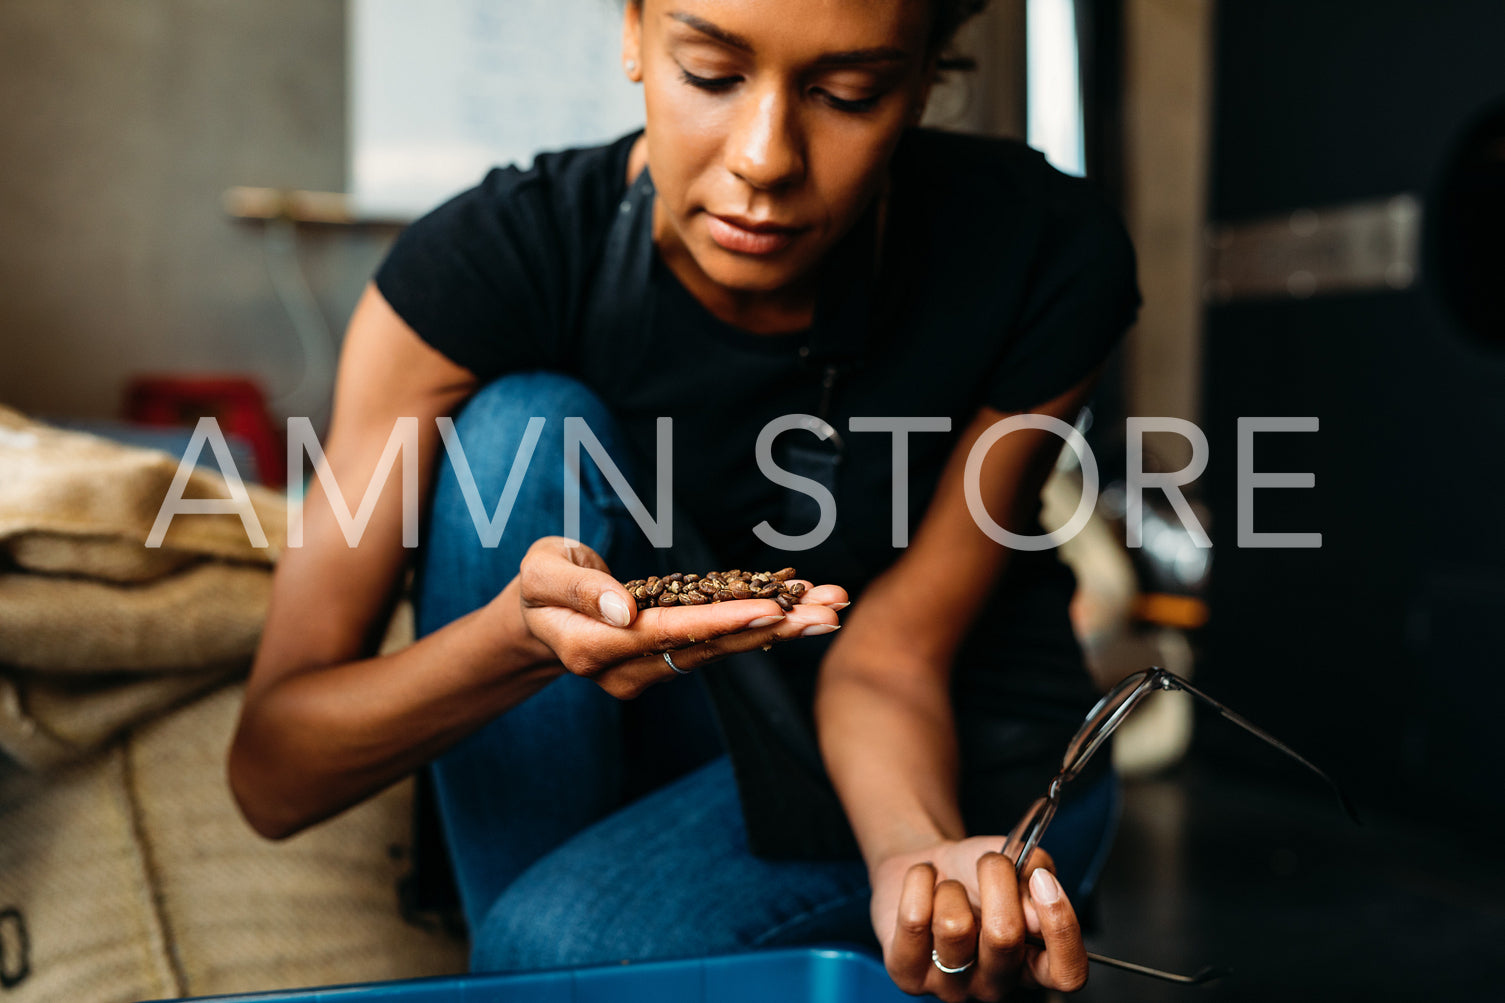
[417,371,651,636]
[466,758,874,974]
[442,370,633,512]
[447,371,622,458]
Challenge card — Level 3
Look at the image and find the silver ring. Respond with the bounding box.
[662,650,690,675]
[931,949,974,975]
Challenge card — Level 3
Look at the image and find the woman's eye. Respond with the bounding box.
[816,89,881,114]
[680,68,740,93]
[677,67,880,113]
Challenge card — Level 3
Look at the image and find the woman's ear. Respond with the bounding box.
[621,1,644,82]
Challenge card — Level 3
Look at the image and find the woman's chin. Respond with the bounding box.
[698,248,816,297]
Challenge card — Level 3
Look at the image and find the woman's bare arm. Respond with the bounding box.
[816,375,1099,996]
[228,284,559,838]
[817,378,1093,864]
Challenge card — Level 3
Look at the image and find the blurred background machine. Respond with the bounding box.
[1197,0,1505,831]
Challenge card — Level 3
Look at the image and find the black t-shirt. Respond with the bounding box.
[377,127,1141,854]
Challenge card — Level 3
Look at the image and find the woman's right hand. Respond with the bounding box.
[514,536,848,699]
[870,841,1088,1002]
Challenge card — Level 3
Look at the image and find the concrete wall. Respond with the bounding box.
[0,0,1043,427]
[0,0,385,423]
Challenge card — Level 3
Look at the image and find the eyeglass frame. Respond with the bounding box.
[1001,665,1360,985]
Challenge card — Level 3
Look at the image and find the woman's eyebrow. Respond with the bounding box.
[668,11,754,51]
[666,11,911,66]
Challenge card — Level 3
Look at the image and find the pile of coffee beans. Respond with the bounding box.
[621,568,807,612]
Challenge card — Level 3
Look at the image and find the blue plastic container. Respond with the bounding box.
[168,948,929,1003]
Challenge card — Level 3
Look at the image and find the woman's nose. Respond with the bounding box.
[725,86,806,191]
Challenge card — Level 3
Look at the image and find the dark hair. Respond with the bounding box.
[627,0,993,72]
[929,0,993,72]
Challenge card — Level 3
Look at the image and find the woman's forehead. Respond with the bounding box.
[645,0,932,55]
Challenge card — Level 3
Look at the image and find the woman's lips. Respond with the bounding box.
[705,213,801,256]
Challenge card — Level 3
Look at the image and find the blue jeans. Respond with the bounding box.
[414,372,1118,972]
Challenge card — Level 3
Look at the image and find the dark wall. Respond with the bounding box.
[1198,0,1505,829]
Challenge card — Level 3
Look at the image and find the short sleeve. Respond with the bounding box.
[373,165,569,381]
[986,175,1141,413]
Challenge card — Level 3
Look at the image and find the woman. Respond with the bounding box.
[229,1,1140,999]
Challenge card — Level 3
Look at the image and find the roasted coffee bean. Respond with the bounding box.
[620,568,808,611]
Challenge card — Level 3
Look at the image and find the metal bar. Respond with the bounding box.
[1204,195,1422,304]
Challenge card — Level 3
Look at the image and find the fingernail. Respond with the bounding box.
[800,623,840,637]
[599,592,632,627]
[829,602,851,611]
[1030,868,1061,904]
[747,614,785,629]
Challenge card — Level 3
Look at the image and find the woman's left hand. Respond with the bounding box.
[869,837,1088,1001]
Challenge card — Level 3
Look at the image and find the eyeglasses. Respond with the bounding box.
[1002,666,1360,985]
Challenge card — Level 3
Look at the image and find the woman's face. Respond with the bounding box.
[624,0,933,310]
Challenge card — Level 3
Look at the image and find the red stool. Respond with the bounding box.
[123,375,285,488]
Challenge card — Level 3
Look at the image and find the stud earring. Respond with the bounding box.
[625,59,638,76]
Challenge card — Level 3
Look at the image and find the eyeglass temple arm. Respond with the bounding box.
[1169,676,1362,825]
[1024,936,1230,985]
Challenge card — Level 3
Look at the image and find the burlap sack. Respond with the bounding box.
[0,407,462,998]
[0,684,466,1003]
[0,666,239,773]
[4,533,196,585]
[0,407,285,768]
[0,407,285,681]
[0,405,285,569]
[0,566,273,675]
